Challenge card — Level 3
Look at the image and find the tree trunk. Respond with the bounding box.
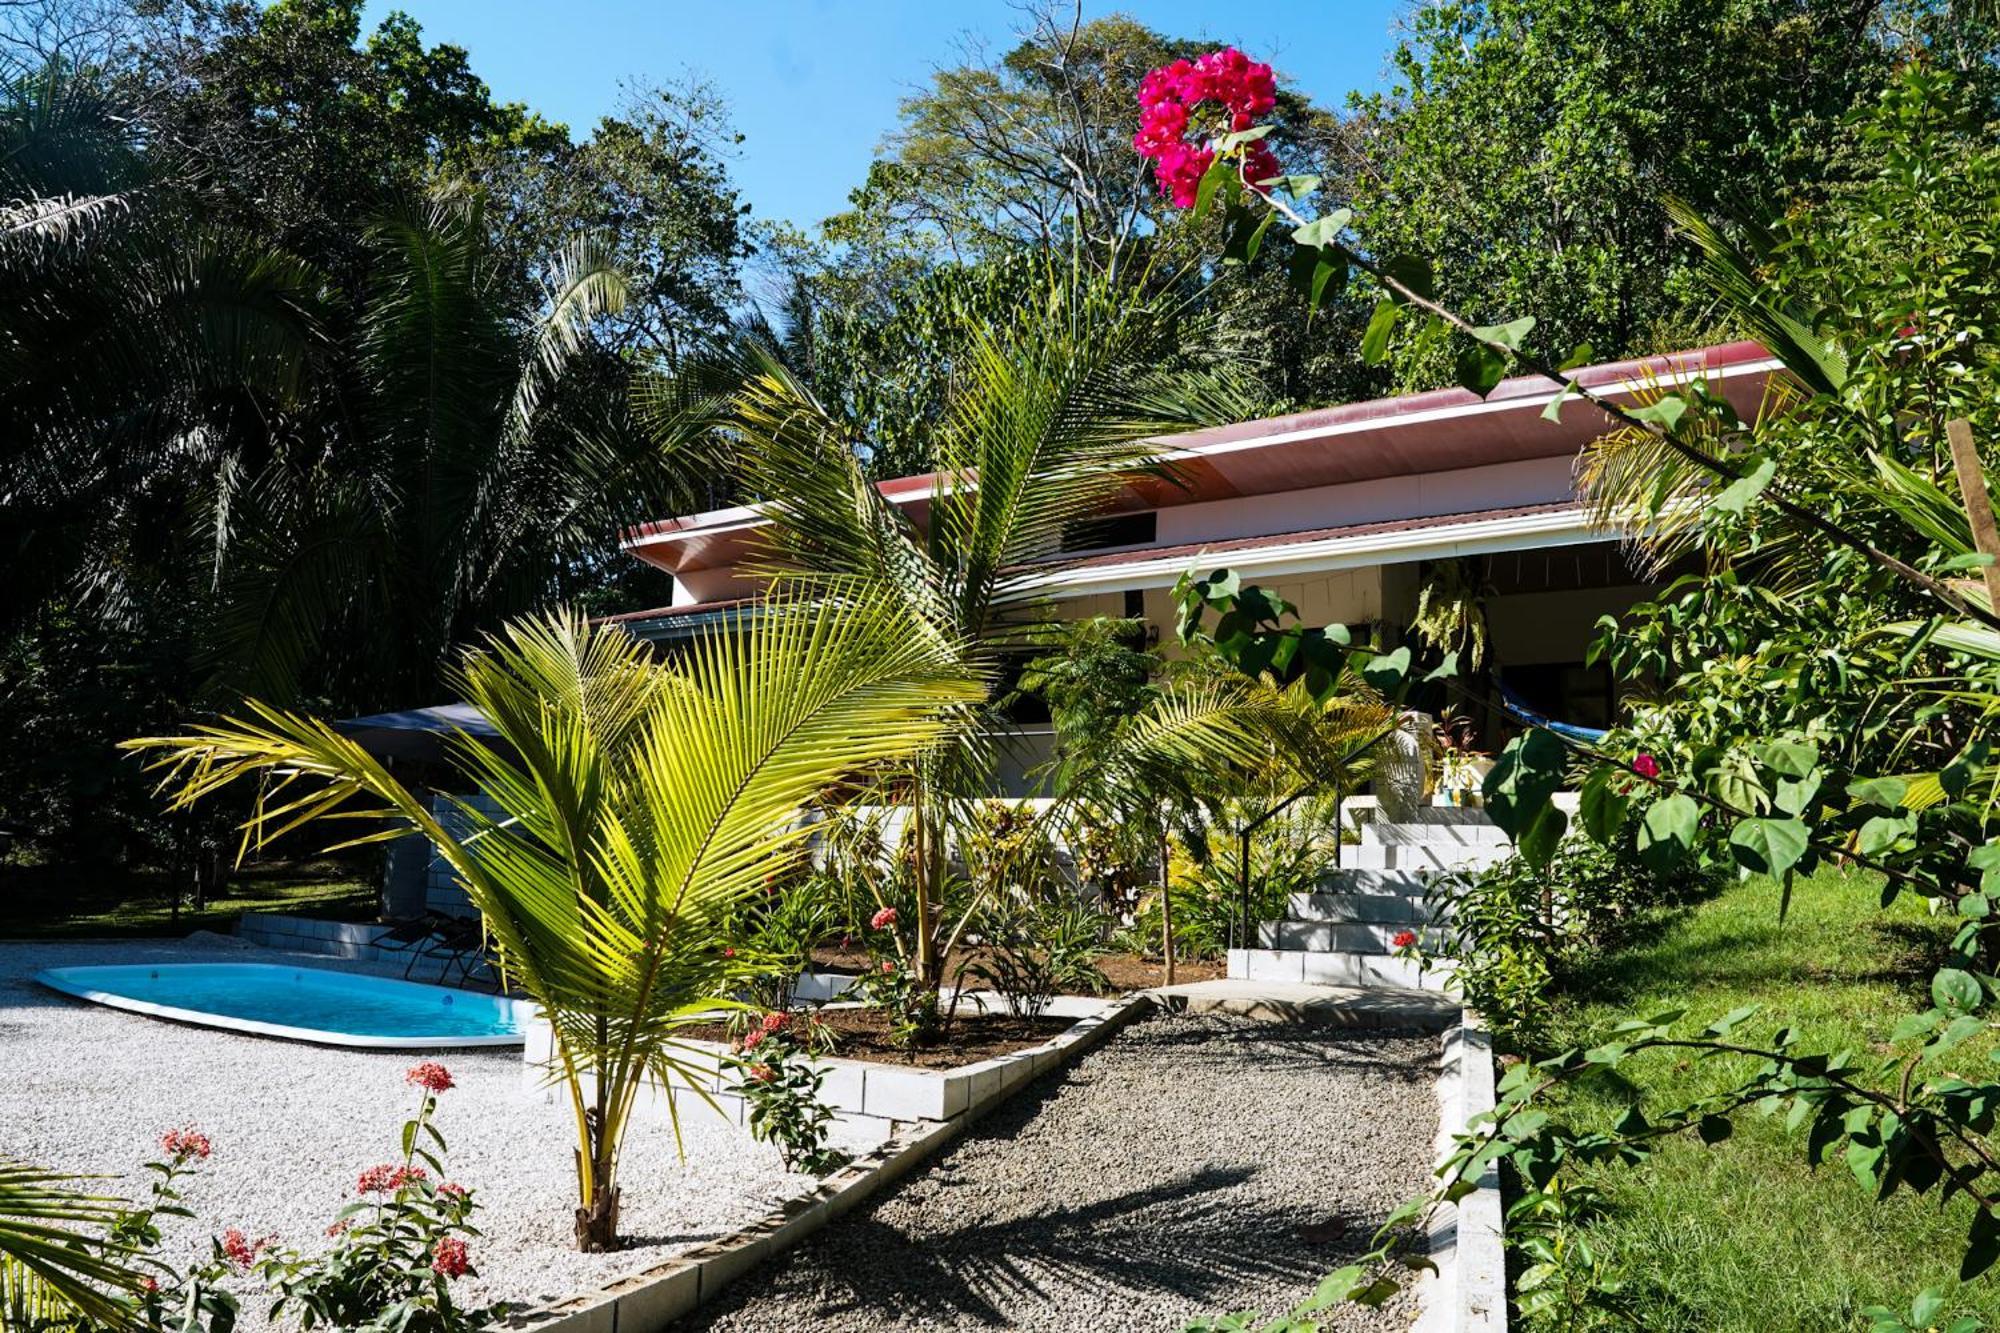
[573,1182,620,1252]
[1159,831,1176,988]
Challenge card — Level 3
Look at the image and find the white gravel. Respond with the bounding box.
[0,937,887,1325]
[681,1011,1441,1332]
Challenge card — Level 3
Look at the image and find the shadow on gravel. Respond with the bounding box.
[675,1022,1426,1332]
[679,1164,1367,1329]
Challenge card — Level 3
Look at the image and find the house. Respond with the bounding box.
[608,340,1780,782]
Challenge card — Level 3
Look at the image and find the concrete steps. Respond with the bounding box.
[1229,804,1516,997]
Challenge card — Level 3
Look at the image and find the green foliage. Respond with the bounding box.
[723,1013,849,1177]
[1422,826,1719,1049]
[126,598,980,1249]
[964,895,1110,1019]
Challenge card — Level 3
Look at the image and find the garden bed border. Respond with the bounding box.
[503,992,1153,1332]
[1417,1013,1506,1332]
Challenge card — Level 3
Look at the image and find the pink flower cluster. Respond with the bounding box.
[406,1062,455,1094]
[357,1164,428,1195]
[1134,47,1280,207]
[869,906,898,930]
[749,1063,777,1085]
[159,1126,212,1162]
[431,1236,473,1279]
[736,1010,791,1053]
[221,1228,274,1271]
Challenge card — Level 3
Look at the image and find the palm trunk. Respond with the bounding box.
[1159,831,1176,987]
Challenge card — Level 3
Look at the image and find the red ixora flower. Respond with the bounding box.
[761,1011,790,1033]
[159,1127,212,1161]
[406,1062,455,1094]
[1633,753,1661,780]
[220,1228,273,1270]
[721,946,737,959]
[357,1164,428,1195]
[749,1063,777,1085]
[1134,47,1280,207]
[869,906,898,930]
[139,1276,159,1294]
[431,1236,473,1279]
[439,1182,469,1201]
[879,960,896,975]
[1392,929,1419,950]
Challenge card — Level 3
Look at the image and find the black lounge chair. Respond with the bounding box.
[373,914,497,989]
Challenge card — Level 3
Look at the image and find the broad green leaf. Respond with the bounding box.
[1288,210,1351,250]
[1712,456,1778,516]
[1359,645,1412,692]
[1471,315,1536,351]
[1630,395,1688,433]
[1456,341,1507,397]
[1934,968,1984,1015]
[1729,816,1809,875]
[1637,793,1699,873]
[1361,299,1398,364]
[1849,776,1908,810]
[1579,768,1630,845]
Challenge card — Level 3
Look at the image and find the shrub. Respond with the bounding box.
[963,895,1109,1018]
[1416,828,1712,1050]
[721,1012,848,1176]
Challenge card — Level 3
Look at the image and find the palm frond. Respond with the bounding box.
[0,1161,144,1328]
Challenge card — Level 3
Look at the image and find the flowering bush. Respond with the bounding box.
[246,1063,505,1333]
[1133,47,1279,206]
[721,1012,848,1177]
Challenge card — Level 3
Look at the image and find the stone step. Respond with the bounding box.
[1313,867,1433,896]
[1257,920,1443,953]
[1361,820,1513,848]
[1228,947,1452,993]
[1342,842,1513,873]
[1354,804,1496,827]
[1286,891,1434,924]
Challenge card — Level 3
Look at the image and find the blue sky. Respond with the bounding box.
[358,1,1408,233]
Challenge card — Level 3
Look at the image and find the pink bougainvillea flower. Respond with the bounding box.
[1633,753,1661,780]
[405,1062,454,1094]
[869,906,898,930]
[1392,930,1419,950]
[750,1063,777,1085]
[357,1164,427,1194]
[159,1127,212,1161]
[1133,46,1280,206]
[431,1236,473,1279]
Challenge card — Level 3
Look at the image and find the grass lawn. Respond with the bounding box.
[1541,864,1996,1330]
[0,855,378,940]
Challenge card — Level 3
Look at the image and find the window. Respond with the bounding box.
[1061,511,1156,552]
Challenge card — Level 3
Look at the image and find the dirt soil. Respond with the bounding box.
[806,946,1224,994]
[681,1005,1078,1069]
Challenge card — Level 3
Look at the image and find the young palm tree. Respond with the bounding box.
[0,1163,145,1329]
[716,258,1260,1011]
[126,593,982,1250]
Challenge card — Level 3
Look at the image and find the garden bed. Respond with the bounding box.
[805,945,1224,994]
[680,1006,1074,1069]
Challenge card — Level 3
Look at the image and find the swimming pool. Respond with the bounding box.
[34,963,526,1049]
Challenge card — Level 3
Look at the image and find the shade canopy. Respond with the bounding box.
[334,702,503,763]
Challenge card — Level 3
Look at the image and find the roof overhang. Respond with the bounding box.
[621,340,1780,578]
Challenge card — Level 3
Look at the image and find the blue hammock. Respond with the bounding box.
[1495,679,1610,743]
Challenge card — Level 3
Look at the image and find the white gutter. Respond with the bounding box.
[999,506,1609,601]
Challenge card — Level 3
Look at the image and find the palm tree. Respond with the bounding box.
[126,593,982,1251]
[713,257,1259,1012]
[0,1162,146,1330]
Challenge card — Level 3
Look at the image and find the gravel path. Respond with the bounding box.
[0,938,886,1325]
[679,1012,1440,1333]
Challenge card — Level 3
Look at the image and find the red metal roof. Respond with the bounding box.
[622,340,1780,576]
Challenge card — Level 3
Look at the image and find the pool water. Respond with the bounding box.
[35,963,525,1049]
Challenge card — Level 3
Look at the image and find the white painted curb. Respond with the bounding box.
[1416,1015,1506,1332]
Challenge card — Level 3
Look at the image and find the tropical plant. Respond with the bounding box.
[722,1012,848,1177]
[125,594,980,1251]
[251,1063,502,1333]
[0,1163,157,1330]
[704,257,1258,1032]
